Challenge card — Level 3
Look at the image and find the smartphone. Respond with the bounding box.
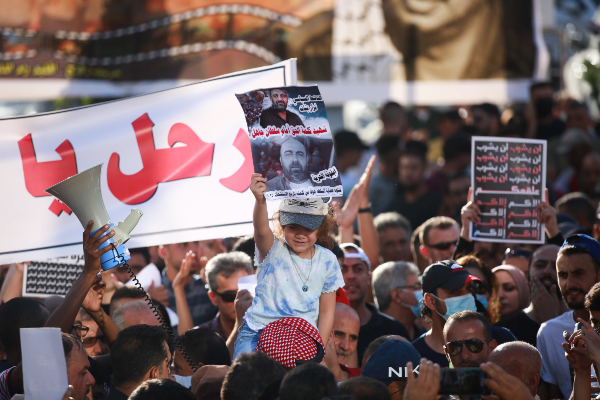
[439,368,491,395]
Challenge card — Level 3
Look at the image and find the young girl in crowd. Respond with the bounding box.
[233,173,345,360]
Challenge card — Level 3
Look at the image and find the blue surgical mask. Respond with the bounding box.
[400,290,423,319]
[476,294,488,310]
[434,293,477,320]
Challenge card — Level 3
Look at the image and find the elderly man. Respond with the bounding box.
[112,300,162,329]
[333,303,360,367]
[199,252,254,340]
[373,212,413,263]
[259,88,304,128]
[266,138,315,191]
[340,243,409,364]
[487,342,542,398]
[419,216,460,265]
[443,311,497,368]
[372,261,426,341]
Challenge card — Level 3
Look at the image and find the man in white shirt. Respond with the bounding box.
[537,234,600,399]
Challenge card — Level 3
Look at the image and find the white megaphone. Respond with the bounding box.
[46,164,143,271]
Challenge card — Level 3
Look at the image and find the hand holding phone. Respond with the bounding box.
[439,368,491,396]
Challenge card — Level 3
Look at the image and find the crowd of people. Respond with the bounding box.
[2,81,600,400]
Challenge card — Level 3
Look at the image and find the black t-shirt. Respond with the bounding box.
[0,360,12,374]
[106,387,129,400]
[388,187,443,231]
[494,310,540,347]
[357,303,410,366]
[536,119,565,141]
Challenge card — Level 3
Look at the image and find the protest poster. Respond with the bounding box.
[235,85,342,201]
[469,136,547,244]
[23,256,84,297]
[0,60,295,264]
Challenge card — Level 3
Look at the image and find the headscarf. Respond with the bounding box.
[491,265,530,310]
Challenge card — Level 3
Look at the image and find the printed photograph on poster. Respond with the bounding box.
[235,85,342,201]
[469,137,547,244]
[23,255,84,297]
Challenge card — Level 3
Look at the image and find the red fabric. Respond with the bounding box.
[256,317,325,369]
[336,287,350,306]
[339,364,361,378]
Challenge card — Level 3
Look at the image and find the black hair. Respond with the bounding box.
[586,282,600,312]
[278,364,338,400]
[129,247,151,265]
[443,132,471,162]
[62,333,85,365]
[472,103,501,119]
[338,377,391,400]
[555,193,595,225]
[420,289,437,321]
[559,245,600,272]
[379,101,404,125]
[222,352,286,400]
[110,286,146,314]
[401,140,428,164]
[129,379,195,400]
[152,300,171,327]
[0,298,49,359]
[373,212,412,236]
[443,310,492,342]
[440,110,462,122]
[332,242,344,260]
[178,327,231,366]
[111,325,169,386]
[530,81,552,94]
[375,136,402,165]
[232,235,256,265]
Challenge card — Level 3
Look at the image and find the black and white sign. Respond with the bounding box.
[23,256,84,297]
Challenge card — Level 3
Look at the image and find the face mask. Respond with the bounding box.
[475,294,488,310]
[401,290,423,319]
[434,293,477,320]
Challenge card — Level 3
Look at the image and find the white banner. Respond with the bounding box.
[0,60,296,264]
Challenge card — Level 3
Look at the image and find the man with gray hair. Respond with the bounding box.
[487,341,542,398]
[373,212,412,263]
[198,252,254,340]
[372,261,426,340]
[112,300,162,330]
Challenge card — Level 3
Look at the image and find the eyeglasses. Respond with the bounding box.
[444,339,492,356]
[398,284,422,291]
[426,241,458,250]
[71,323,89,339]
[467,280,488,295]
[214,290,238,303]
[82,334,105,348]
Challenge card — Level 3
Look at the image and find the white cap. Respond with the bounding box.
[340,243,371,271]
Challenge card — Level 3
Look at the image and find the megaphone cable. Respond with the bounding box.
[112,244,198,373]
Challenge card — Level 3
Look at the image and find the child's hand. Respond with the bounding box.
[250,173,267,202]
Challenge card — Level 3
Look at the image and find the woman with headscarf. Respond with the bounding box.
[491,265,540,347]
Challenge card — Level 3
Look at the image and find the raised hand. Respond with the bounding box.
[567,318,600,365]
[334,155,376,229]
[403,359,440,400]
[528,277,560,323]
[535,189,559,238]
[82,276,106,314]
[82,221,116,275]
[234,289,253,325]
[562,329,593,373]
[460,187,481,240]
[173,250,195,290]
[250,173,267,202]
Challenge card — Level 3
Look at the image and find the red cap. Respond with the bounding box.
[256,317,325,369]
[336,287,350,306]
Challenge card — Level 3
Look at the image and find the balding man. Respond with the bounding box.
[266,138,315,191]
[487,342,542,398]
[259,88,304,128]
[112,301,161,329]
[333,304,360,367]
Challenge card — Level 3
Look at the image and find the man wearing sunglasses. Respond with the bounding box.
[443,311,496,368]
[418,217,460,266]
[199,252,254,340]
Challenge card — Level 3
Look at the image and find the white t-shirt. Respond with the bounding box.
[245,235,345,331]
[537,310,576,398]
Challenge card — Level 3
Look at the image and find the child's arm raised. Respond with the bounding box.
[251,173,275,262]
[317,291,336,348]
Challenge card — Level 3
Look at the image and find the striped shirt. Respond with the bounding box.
[0,367,15,400]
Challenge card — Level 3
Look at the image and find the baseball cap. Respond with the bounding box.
[340,243,371,271]
[556,128,592,155]
[256,317,325,369]
[504,248,532,260]
[421,260,482,294]
[561,234,600,265]
[279,198,328,231]
[361,340,422,386]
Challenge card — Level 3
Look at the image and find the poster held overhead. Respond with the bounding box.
[235,85,342,201]
[470,136,547,244]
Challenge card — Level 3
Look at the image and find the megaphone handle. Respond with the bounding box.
[110,243,198,372]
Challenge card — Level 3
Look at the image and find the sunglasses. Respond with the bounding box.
[468,280,487,295]
[444,339,492,356]
[398,284,422,291]
[427,241,458,250]
[215,290,238,303]
[71,323,89,339]
[82,334,105,348]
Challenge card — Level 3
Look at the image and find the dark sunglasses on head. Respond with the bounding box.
[468,280,488,295]
[427,241,458,250]
[215,290,238,303]
[71,323,89,339]
[82,334,105,348]
[444,338,492,356]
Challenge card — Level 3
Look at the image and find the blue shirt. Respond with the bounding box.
[245,236,345,330]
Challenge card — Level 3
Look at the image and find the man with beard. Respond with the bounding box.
[495,245,569,347]
[537,234,600,400]
[259,88,304,128]
[443,311,497,368]
[266,138,316,191]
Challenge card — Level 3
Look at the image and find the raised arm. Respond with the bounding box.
[82,278,120,346]
[251,173,274,261]
[174,251,196,335]
[356,156,379,269]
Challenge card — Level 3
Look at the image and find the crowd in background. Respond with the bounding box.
[1,81,600,400]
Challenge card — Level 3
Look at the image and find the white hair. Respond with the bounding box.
[372,261,420,311]
[112,300,154,330]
